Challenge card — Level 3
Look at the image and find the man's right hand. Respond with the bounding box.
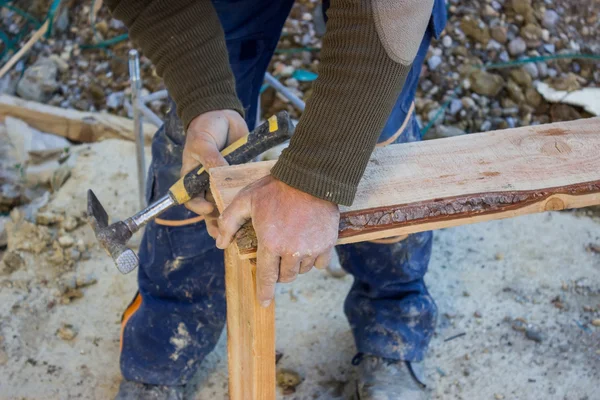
[181,110,249,239]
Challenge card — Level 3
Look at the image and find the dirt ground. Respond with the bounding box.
[1,139,599,400]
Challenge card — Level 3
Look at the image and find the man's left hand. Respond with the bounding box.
[216,175,340,307]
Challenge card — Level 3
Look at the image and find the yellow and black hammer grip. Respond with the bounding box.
[168,111,294,205]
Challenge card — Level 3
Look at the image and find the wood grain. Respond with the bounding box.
[211,118,600,259]
[0,95,156,144]
[225,248,276,399]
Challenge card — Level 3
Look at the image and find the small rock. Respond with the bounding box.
[495,253,504,260]
[36,211,63,226]
[460,17,490,45]
[480,120,492,132]
[522,63,538,79]
[506,79,525,104]
[49,55,69,73]
[508,37,527,56]
[61,215,79,232]
[525,87,542,108]
[95,21,109,36]
[511,318,527,332]
[428,55,442,71]
[509,68,533,87]
[58,235,75,248]
[449,99,463,115]
[106,92,124,110]
[520,24,543,46]
[469,70,504,97]
[591,319,600,327]
[16,58,59,102]
[473,311,482,318]
[490,26,508,44]
[277,369,302,393]
[542,10,559,29]
[1,251,24,274]
[495,394,505,400]
[442,36,453,48]
[426,125,466,140]
[56,324,77,341]
[0,216,8,247]
[525,327,544,343]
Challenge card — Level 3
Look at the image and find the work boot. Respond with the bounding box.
[114,379,185,400]
[354,354,427,400]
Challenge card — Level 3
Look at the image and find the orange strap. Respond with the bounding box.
[155,215,205,227]
[120,293,142,352]
[376,102,415,148]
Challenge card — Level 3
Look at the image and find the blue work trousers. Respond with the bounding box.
[120,0,447,385]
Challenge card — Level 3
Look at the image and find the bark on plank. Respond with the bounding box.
[210,118,600,259]
[225,248,276,400]
[0,94,156,144]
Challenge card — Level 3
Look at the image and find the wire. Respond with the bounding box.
[479,53,600,70]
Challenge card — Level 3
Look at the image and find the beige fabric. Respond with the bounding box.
[372,0,434,65]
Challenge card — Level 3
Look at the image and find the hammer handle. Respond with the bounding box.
[168,111,294,205]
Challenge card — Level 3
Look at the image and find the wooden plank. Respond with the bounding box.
[210,118,600,259]
[0,94,156,144]
[225,248,276,400]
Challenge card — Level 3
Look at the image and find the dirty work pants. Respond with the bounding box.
[120,0,447,386]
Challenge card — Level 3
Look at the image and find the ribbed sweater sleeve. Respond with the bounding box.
[271,0,429,205]
[106,0,244,128]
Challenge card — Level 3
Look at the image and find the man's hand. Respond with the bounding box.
[182,110,249,238]
[216,176,340,307]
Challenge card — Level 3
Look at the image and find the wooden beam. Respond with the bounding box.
[225,248,276,400]
[0,95,156,144]
[211,118,600,259]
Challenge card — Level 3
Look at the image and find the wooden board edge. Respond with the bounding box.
[234,188,600,260]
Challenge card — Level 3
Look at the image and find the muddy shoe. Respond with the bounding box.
[355,355,427,400]
[114,380,185,400]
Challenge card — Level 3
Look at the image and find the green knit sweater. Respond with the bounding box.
[107,0,434,205]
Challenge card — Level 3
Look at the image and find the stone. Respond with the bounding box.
[543,43,556,53]
[520,24,543,46]
[525,87,542,107]
[480,120,492,132]
[58,235,75,248]
[510,68,533,87]
[16,58,59,102]
[506,79,525,104]
[428,55,442,71]
[432,125,466,139]
[442,35,453,48]
[490,26,508,44]
[542,10,559,29]
[56,324,77,341]
[276,369,302,393]
[49,55,69,73]
[525,327,544,343]
[522,62,539,79]
[449,99,463,115]
[508,37,527,56]
[1,251,24,274]
[550,104,581,122]
[469,70,504,97]
[106,92,124,110]
[61,215,79,232]
[460,17,490,45]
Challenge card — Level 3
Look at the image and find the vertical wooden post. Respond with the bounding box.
[225,247,276,400]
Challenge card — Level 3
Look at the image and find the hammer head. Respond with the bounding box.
[87,190,139,274]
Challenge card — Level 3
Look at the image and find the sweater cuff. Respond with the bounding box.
[271,157,356,206]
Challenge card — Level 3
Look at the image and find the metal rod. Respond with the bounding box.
[140,89,169,104]
[128,49,147,209]
[138,102,164,127]
[264,73,306,111]
[126,193,176,233]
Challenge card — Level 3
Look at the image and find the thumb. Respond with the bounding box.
[216,192,252,249]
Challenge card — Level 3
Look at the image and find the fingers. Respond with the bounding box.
[299,257,317,274]
[256,245,280,307]
[314,249,333,270]
[216,192,252,249]
[184,194,215,216]
[279,255,301,283]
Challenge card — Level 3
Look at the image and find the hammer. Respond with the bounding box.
[87,111,294,274]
